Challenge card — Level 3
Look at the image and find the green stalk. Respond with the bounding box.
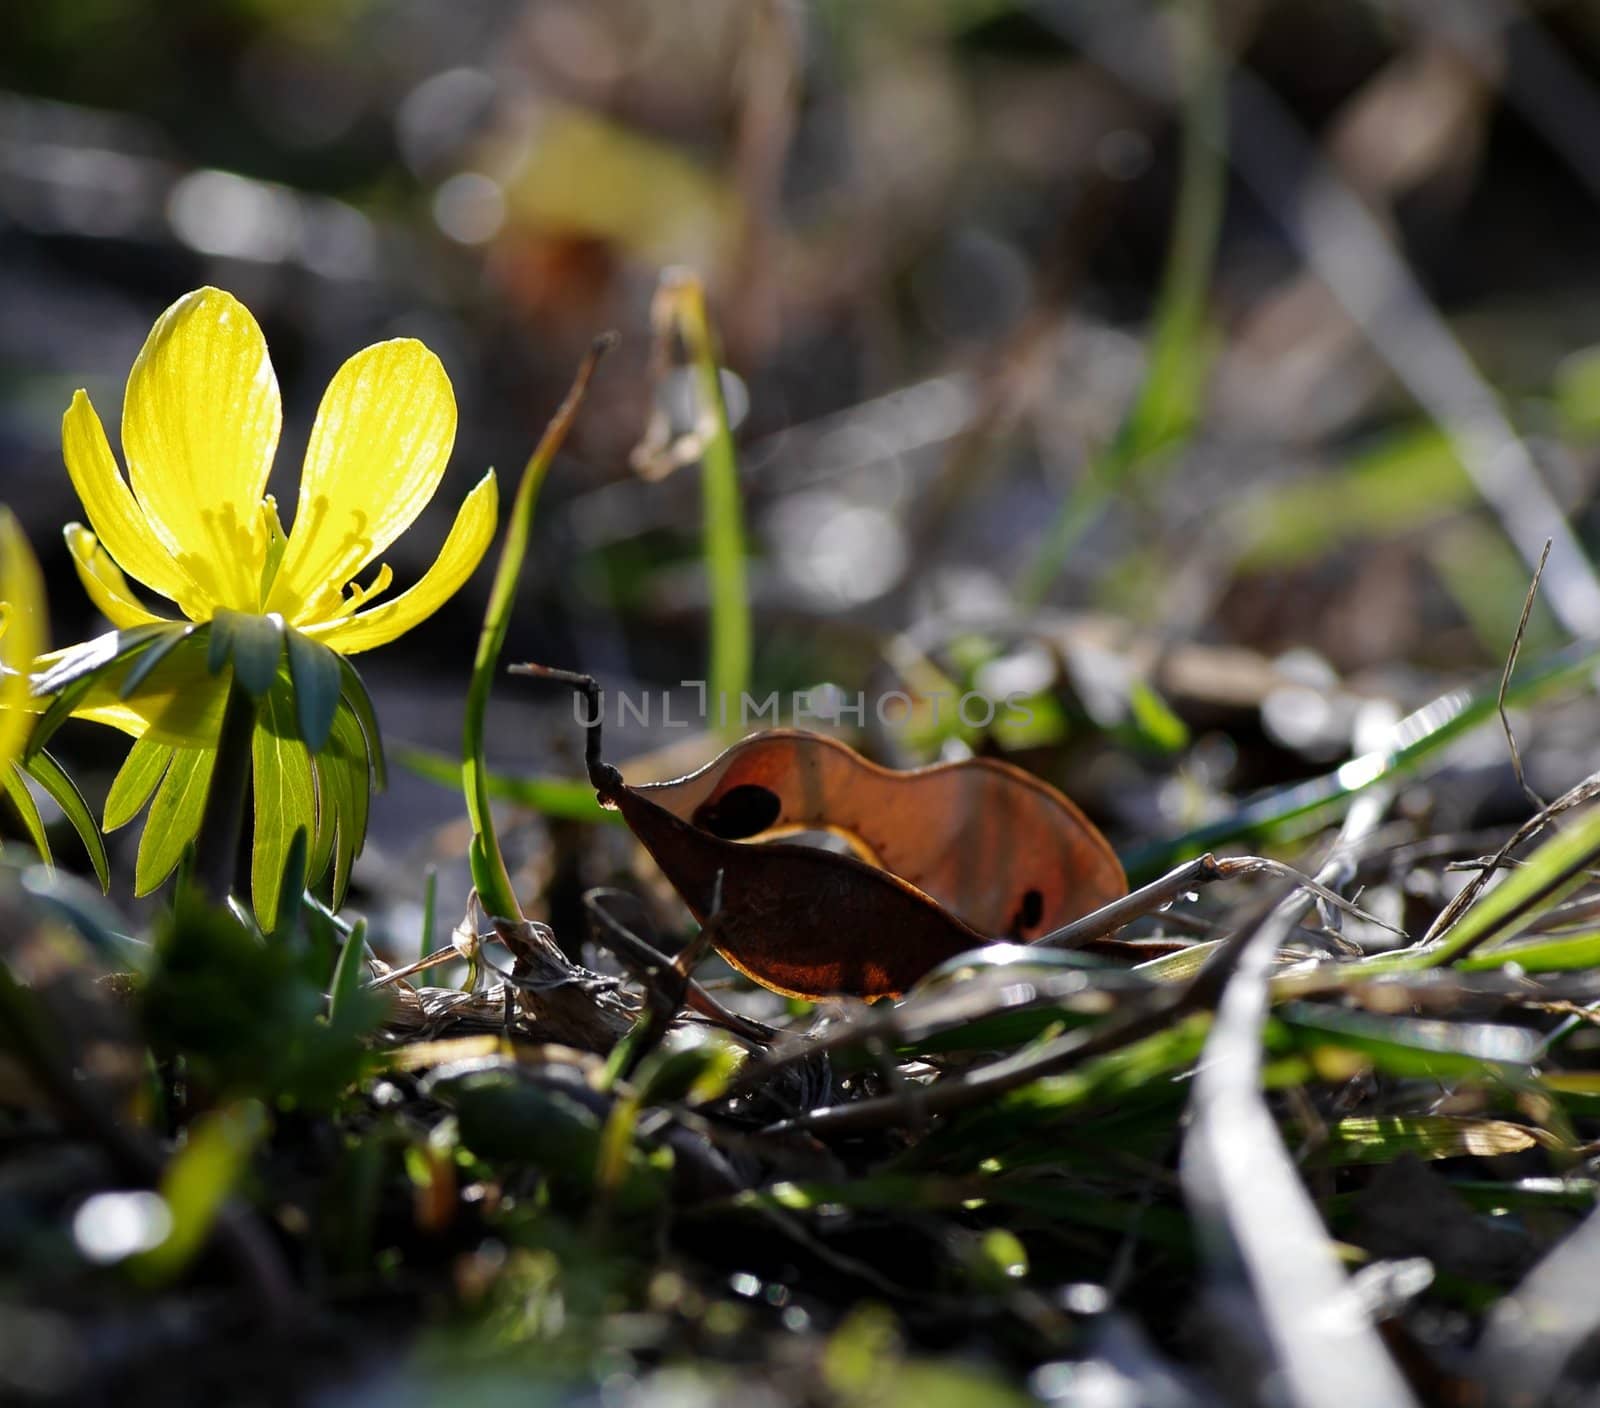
[191,670,257,908]
[463,337,614,921]
[661,272,751,735]
[1017,0,1226,604]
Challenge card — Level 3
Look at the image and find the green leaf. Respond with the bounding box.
[329,916,369,1025]
[25,673,98,759]
[1555,343,1600,436]
[212,610,285,697]
[311,703,372,907]
[25,749,109,891]
[135,746,218,895]
[284,627,341,753]
[3,760,52,864]
[1411,802,1600,968]
[207,613,237,676]
[338,658,387,790]
[33,623,175,696]
[119,624,197,698]
[396,744,614,825]
[28,623,189,760]
[143,898,382,1109]
[251,684,317,931]
[105,737,174,831]
[267,827,309,945]
[1016,0,1225,604]
[1235,426,1474,572]
[464,346,607,921]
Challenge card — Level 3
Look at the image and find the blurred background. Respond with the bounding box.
[7,0,1600,927]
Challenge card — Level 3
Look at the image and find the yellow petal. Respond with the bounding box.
[122,287,281,611]
[268,339,457,621]
[63,390,208,617]
[0,510,46,773]
[65,524,170,629]
[304,470,497,654]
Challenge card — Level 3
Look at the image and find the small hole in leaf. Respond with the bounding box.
[1015,888,1044,932]
[694,784,783,839]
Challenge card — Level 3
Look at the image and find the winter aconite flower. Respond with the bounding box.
[62,286,497,681]
[0,511,45,779]
[0,511,108,886]
[37,287,498,923]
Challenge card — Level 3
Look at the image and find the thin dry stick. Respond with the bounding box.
[583,886,774,1047]
[588,878,776,1070]
[1498,537,1552,812]
[1419,770,1600,952]
[1031,852,1404,951]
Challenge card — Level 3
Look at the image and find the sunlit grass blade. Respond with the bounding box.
[1278,1003,1539,1082]
[1399,801,1600,969]
[1125,635,1600,881]
[653,271,751,731]
[1454,930,1600,973]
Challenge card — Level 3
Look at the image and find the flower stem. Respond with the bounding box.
[193,670,257,908]
[463,335,614,922]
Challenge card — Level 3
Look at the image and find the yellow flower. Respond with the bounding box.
[0,511,111,888]
[0,509,46,776]
[37,286,499,921]
[60,286,497,715]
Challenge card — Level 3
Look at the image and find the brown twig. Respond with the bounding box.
[1498,536,1552,812]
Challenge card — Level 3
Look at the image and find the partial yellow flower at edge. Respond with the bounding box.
[60,286,499,667]
[0,510,46,775]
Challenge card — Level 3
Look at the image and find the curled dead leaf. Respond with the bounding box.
[516,666,1126,1000]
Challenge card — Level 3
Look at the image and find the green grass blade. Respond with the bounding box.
[660,272,751,731]
[1016,0,1225,604]
[1125,635,1600,881]
[1455,930,1600,973]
